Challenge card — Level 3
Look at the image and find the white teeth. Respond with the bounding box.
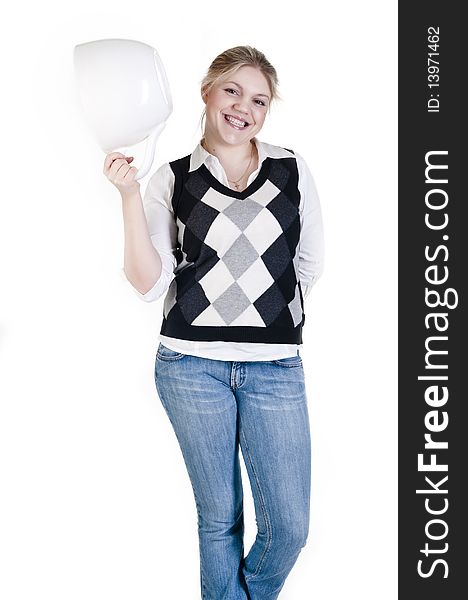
[225,114,248,128]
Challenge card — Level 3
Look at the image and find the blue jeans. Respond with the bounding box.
[154,342,311,600]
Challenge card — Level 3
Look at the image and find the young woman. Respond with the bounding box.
[104,46,324,600]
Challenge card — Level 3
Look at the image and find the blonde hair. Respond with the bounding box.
[199,46,281,133]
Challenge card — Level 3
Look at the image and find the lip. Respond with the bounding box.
[222,112,251,127]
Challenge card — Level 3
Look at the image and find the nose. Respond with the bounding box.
[233,98,249,114]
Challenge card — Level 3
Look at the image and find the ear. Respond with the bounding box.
[201,87,208,105]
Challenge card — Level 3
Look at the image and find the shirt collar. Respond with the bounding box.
[189,137,293,172]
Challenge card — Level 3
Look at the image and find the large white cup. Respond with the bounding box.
[74,38,173,179]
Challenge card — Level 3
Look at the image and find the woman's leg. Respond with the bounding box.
[235,355,311,600]
[154,344,249,600]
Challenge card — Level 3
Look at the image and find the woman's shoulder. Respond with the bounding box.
[258,139,296,158]
[144,151,192,202]
[149,146,193,177]
[259,141,313,173]
[146,161,173,185]
[259,140,311,172]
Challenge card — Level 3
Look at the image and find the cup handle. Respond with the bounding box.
[134,121,166,180]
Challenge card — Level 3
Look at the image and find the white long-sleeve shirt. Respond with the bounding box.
[124,137,324,361]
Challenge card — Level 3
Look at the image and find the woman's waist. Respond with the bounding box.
[158,334,302,361]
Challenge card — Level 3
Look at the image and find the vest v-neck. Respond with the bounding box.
[198,158,272,200]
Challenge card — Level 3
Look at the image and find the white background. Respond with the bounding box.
[0,1,397,598]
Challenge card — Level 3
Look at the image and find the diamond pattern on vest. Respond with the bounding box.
[162,157,304,338]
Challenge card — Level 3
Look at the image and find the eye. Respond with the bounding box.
[255,99,266,106]
[225,88,238,95]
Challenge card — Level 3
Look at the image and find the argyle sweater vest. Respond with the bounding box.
[160,151,306,344]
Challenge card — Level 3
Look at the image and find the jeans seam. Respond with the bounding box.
[239,423,272,580]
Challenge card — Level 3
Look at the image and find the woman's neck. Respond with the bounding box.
[201,134,257,170]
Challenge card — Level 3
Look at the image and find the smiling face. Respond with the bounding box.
[202,65,271,147]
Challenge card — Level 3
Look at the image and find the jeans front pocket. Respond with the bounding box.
[271,354,303,368]
[156,342,187,362]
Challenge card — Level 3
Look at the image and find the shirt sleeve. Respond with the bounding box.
[125,162,179,303]
[295,152,325,299]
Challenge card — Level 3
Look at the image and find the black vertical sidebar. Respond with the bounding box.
[399,3,467,599]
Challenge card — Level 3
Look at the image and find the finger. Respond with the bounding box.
[103,152,126,172]
[123,166,138,181]
[106,156,134,176]
[116,164,133,181]
[109,158,129,178]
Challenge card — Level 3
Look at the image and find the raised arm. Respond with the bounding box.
[103,153,177,302]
